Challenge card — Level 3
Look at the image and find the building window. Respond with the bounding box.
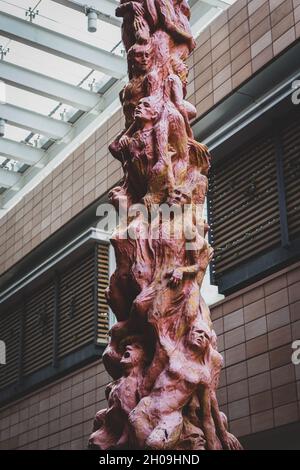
[208,114,300,294]
[0,241,110,405]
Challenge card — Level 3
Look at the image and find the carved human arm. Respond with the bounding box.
[155,0,185,35]
[180,0,191,20]
[154,0,195,46]
[145,0,158,26]
[211,392,230,449]
[118,121,139,149]
[198,387,219,450]
[168,75,193,138]
[208,349,242,450]
[141,344,168,395]
[146,70,161,96]
[210,390,242,450]
[116,2,144,17]
[167,263,201,288]
[167,239,212,288]
[109,129,132,162]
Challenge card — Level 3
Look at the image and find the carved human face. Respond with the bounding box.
[167,188,191,206]
[179,428,206,450]
[134,98,157,123]
[120,343,144,369]
[173,0,190,18]
[187,325,210,353]
[133,47,152,73]
[108,186,128,211]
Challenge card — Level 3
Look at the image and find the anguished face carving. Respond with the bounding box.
[134,97,159,123]
[167,187,191,206]
[187,321,211,354]
[120,342,145,370]
[131,44,152,74]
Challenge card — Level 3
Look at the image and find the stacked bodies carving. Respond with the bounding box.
[89,0,243,450]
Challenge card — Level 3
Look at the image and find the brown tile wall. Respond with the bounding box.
[0,360,109,450]
[1,0,299,276]
[0,261,299,449]
[188,0,300,114]
[212,261,300,438]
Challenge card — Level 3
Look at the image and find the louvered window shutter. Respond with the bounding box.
[209,135,281,280]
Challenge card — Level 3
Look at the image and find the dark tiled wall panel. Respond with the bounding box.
[0,361,109,450]
[212,261,300,438]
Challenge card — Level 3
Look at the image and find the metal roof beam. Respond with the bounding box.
[0,138,45,166]
[0,77,126,212]
[200,0,232,8]
[0,167,20,188]
[0,11,126,79]
[0,103,71,139]
[51,0,121,27]
[191,6,220,35]
[0,61,101,112]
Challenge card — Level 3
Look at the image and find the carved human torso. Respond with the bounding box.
[107,374,141,417]
[169,351,211,387]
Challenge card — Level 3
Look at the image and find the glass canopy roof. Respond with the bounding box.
[0,0,235,216]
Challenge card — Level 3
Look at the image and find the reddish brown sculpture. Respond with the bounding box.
[89,0,243,450]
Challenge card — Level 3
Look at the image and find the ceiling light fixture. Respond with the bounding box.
[0,119,6,138]
[25,7,39,23]
[0,46,10,61]
[85,7,98,33]
[0,81,6,104]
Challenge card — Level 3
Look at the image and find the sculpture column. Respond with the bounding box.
[89,0,243,451]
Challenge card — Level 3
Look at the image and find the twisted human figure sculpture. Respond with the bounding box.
[129,319,242,450]
[102,321,130,380]
[89,339,148,449]
[110,95,190,206]
[131,185,213,336]
[106,205,153,321]
[116,1,155,51]
[90,0,243,451]
[121,42,161,130]
[116,1,195,53]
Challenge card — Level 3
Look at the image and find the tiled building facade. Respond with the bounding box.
[1,0,300,450]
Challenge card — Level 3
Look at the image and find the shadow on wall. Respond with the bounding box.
[241,422,300,450]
